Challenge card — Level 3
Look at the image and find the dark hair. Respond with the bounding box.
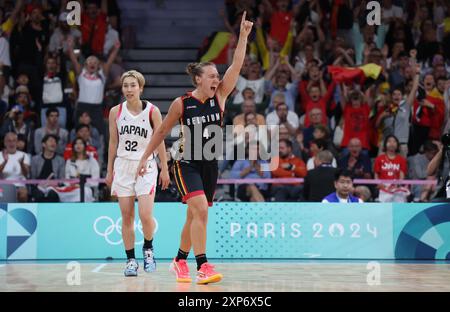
[76,123,90,133]
[46,107,60,118]
[186,62,216,86]
[71,138,87,161]
[42,134,59,144]
[436,76,448,83]
[276,102,288,110]
[390,85,404,95]
[244,112,256,124]
[334,169,354,182]
[383,134,400,153]
[79,111,91,118]
[310,138,327,150]
[314,124,330,138]
[279,138,293,149]
[423,140,438,153]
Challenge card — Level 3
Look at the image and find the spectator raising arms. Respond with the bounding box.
[67,36,121,137]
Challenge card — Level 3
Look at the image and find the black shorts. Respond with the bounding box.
[172,160,218,207]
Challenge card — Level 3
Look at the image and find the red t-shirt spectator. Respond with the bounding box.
[64,143,99,161]
[269,11,292,46]
[81,12,107,56]
[374,154,407,180]
[427,95,445,140]
[299,81,336,128]
[412,99,432,128]
[341,103,371,149]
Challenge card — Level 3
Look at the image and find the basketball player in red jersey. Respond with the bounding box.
[135,12,253,284]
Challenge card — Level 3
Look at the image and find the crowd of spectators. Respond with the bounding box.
[218,0,450,203]
[0,0,123,202]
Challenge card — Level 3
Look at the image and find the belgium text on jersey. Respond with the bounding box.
[168,124,281,171]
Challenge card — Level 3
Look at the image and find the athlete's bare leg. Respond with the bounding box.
[137,193,156,240]
[186,195,209,255]
[179,206,193,252]
[118,196,136,250]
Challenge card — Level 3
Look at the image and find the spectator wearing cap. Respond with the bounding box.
[322,169,363,203]
[30,134,65,202]
[34,108,68,156]
[48,11,82,54]
[0,105,33,153]
[303,150,339,202]
[63,124,99,161]
[10,4,49,104]
[0,132,30,202]
[14,85,37,125]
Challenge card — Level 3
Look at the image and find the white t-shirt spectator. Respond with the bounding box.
[77,68,106,104]
[266,110,300,129]
[43,76,64,104]
[104,25,119,56]
[0,37,11,67]
[48,28,82,54]
[0,151,30,186]
[233,76,265,104]
[65,157,100,187]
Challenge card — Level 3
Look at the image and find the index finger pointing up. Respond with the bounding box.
[241,11,247,24]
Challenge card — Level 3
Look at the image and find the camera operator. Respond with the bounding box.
[427,133,450,201]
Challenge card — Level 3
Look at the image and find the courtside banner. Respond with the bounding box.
[0,203,449,260]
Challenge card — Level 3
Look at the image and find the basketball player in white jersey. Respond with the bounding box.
[106,70,170,277]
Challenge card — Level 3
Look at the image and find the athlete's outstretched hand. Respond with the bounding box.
[240,11,253,38]
[159,167,170,190]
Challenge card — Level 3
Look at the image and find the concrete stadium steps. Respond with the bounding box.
[118,0,225,114]
[122,49,198,61]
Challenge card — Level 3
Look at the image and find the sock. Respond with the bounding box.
[143,238,153,250]
[175,249,189,262]
[126,248,135,260]
[195,254,207,270]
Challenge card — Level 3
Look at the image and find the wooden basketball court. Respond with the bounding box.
[1,260,449,292]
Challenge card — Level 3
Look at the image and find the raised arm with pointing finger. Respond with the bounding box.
[135,12,253,178]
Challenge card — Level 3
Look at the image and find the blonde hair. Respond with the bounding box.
[121,70,146,88]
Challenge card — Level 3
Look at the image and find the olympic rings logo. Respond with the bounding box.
[93,216,159,245]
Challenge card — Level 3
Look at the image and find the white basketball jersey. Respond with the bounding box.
[116,101,155,160]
